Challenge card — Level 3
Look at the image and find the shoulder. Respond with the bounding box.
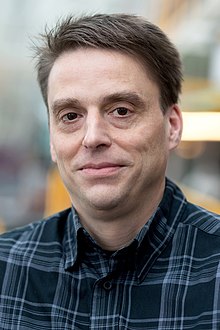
[0,208,74,296]
[165,179,220,236]
[182,201,220,236]
[0,208,72,253]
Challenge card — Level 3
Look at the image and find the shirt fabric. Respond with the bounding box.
[0,178,220,329]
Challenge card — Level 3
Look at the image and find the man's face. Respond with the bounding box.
[47,48,182,216]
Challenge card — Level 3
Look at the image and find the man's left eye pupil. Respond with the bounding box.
[117,108,128,115]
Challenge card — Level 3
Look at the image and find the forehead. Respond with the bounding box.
[47,48,160,104]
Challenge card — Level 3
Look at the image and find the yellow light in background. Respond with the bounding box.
[176,141,206,159]
[182,112,220,141]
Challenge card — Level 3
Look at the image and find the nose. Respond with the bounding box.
[82,111,112,149]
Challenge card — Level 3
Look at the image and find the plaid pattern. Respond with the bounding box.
[0,179,220,329]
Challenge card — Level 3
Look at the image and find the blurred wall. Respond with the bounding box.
[0,0,219,231]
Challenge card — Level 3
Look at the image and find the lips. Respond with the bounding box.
[81,162,120,169]
[79,162,125,176]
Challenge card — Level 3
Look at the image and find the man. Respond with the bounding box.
[0,14,220,329]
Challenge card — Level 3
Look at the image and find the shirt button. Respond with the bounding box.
[103,281,112,290]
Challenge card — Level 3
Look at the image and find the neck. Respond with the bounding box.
[80,213,147,251]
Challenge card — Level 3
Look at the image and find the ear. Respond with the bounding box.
[50,138,57,163]
[167,104,183,151]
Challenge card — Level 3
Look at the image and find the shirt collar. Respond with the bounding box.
[136,178,187,281]
[63,208,83,271]
[63,178,187,274]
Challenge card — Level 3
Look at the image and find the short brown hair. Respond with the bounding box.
[35,14,183,112]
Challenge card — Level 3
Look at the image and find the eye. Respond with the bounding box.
[112,107,131,117]
[62,112,79,122]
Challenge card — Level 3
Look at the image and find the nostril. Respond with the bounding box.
[83,142,110,150]
[82,130,112,149]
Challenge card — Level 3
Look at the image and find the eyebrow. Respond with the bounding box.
[101,91,146,109]
[51,98,81,115]
[50,91,147,115]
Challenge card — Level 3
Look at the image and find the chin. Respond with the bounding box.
[82,188,126,211]
[74,183,131,213]
[88,197,121,211]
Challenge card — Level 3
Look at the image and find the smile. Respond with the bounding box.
[79,163,125,177]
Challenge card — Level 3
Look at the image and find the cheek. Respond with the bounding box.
[129,123,169,162]
[126,121,167,149]
[50,133,75,165]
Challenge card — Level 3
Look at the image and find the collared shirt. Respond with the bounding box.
[0,179,220,329]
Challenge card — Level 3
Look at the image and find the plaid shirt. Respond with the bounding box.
[0,179,220,329]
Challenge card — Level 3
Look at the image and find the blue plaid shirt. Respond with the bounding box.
[0,179,220,329]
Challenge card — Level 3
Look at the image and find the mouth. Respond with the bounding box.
[79,162,126,177]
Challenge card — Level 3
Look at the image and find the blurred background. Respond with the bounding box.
[0,0,220,232]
